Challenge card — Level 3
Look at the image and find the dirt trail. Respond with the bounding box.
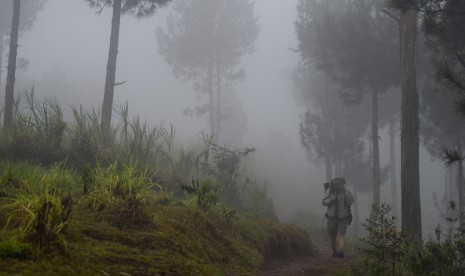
[257,244,358,276]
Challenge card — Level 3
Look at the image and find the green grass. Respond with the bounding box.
[0,94,312,274]
[0,161,313,275]
[0,204,312,275]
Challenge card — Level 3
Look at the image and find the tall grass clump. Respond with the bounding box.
[66,105,105,166]
[0,162,74,251]
[87,161,154,221]
[240,179,275,220]
[0,93,278,222]
[115,103,162,168]
[0,89,67,164]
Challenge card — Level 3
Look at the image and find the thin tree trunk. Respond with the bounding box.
[447,167,456,230]
[400,6,421,240]
[389,116,399,226]
[4,0,20,131]
[208,64,215,142]
[215,60,221,144]
[324,152,332,182]
[101,0,122,140]
[0,29,4,94]
[353,182,359,236]
[334,121,340,176]
[456,135,465,225]
[372,89,381,205]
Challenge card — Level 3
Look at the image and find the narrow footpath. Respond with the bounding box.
[257,244,359,276]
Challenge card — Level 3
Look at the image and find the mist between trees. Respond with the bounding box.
[1,0,465,261]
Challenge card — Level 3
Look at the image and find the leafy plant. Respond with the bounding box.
[407,202,465,275]
[211,145,255,207]
[219,205,237,224]
[358,203,410,276]
[181,179,218,212]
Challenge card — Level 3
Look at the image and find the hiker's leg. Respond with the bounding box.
[331,232,337,253]
[336,232,345,251]
[327,218,338,253]
[336,219,349,256]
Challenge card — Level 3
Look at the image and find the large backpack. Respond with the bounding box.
[324,180,353,224]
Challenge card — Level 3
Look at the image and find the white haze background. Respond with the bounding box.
[1,0,445,235]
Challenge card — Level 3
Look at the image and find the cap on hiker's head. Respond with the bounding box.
[332,177,345,185]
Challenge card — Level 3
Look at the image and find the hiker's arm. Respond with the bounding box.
[344,191,354,205]
[322,191,335,206]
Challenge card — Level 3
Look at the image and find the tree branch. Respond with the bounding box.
[114,81,126,86]
[456,51,465,70]
[387,0,465,14]
[381,9,400,23]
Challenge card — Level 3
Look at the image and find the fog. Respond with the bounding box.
[2,0,448,236]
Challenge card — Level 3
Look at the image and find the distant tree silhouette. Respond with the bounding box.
[1,0,46,130]
[157,0,259,144]
[293,64,373,235]
[295,0,399,209]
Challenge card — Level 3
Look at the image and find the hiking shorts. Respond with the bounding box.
[326,217,349,236]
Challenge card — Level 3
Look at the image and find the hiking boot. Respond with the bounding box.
[332,252,339,258]
[337,251,344,258]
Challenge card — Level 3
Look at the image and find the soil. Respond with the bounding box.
[257,243,359,276]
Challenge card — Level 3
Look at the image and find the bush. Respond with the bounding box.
[181,178,218,212]
[358,203,410,275]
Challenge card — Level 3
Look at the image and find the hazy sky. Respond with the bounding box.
[18,0,302,140]
[12,0,318,216]
[2,0,447,234]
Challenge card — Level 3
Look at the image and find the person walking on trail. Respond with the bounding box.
[322,177,354,258]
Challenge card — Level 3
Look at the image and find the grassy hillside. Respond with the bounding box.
[0,161,312,275]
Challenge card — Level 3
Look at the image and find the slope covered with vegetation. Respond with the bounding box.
[0,94,312,275]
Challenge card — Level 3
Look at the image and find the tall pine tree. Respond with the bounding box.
[86,0,171,142]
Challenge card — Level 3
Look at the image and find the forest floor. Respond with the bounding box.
[257,240,359,276]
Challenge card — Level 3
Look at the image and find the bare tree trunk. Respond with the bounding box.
[389,116,399,226]
[0,28,4,94]
[324,152,332,182]
[101,0,122,140]
[456,135,465,225]
[447,167,456,230]
[4,0,20,131]
[352,182,359,236]
[400,6,421,240]
[372,89,381,205]
[208,64,215,141]
[334,121,341,176]
[215,60,221,144]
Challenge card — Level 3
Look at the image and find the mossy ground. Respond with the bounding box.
[0,201,313,275]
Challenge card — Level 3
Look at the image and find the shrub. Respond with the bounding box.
[181,178,218,212]
[357,203,410,276]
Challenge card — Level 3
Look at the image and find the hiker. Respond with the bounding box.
[322,177,354,258]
